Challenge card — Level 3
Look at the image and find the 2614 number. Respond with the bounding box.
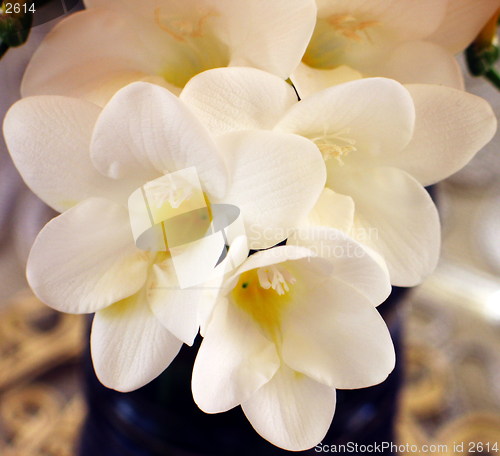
[2,3,36,14]
[469,442,499,453]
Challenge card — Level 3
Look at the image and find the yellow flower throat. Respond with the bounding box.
[231,266,296,342]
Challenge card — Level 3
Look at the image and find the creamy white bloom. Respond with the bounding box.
[181,67,497,286]
[2,81,326,391]
[193,230,394,451]
[292,0,500,97]
[21,0,317,105]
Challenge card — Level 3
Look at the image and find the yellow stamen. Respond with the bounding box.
[154,8,218,43]
[147,175,193,209]
[310,129,357,165]
[327,14,379,43]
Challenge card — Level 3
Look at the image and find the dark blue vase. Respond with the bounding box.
[78,286,406,456]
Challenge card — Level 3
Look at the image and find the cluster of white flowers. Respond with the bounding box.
[2,0,499,450]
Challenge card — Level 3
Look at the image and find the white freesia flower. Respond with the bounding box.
[192,229,394,451]
[292,0,500,97]
[21,0,317,105]
[2,81,326,391]
[181,67,497,286]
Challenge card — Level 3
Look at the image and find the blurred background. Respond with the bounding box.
[0,2,499,455]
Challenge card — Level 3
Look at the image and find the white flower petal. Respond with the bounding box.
[276,78,415,159]
[281,278,395,390]
[380,41,464,89]
[148,258,202,346]
[385,84,497,186]
[288,227,391,305]
[242,366,336,451]
[197,235,250,337]
[27,198,149,314]
[21,10,164,104]
[85,74,179,108]
[180,67,297,136]
[291,63,362,99]
[91,290,183,392]
[428,0,500,53]
[91,82,227,199]
[217,0,317,78]
[302,188,354,233]
[217,130,326,249]
[192,299,280,413]
[228,245,327,285]
[3,96,134,212]
[335,167,440,286]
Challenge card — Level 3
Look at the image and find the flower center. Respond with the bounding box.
[146,174,193,209]
[129,170,212,252]
[310,129,357,165]
[302,14,379,69]
[154,8,217,43]
[154,7,230,88]
[231,266,296,341]
[326,14,379,42]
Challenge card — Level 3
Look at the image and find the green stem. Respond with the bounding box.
[484,68,500,89]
